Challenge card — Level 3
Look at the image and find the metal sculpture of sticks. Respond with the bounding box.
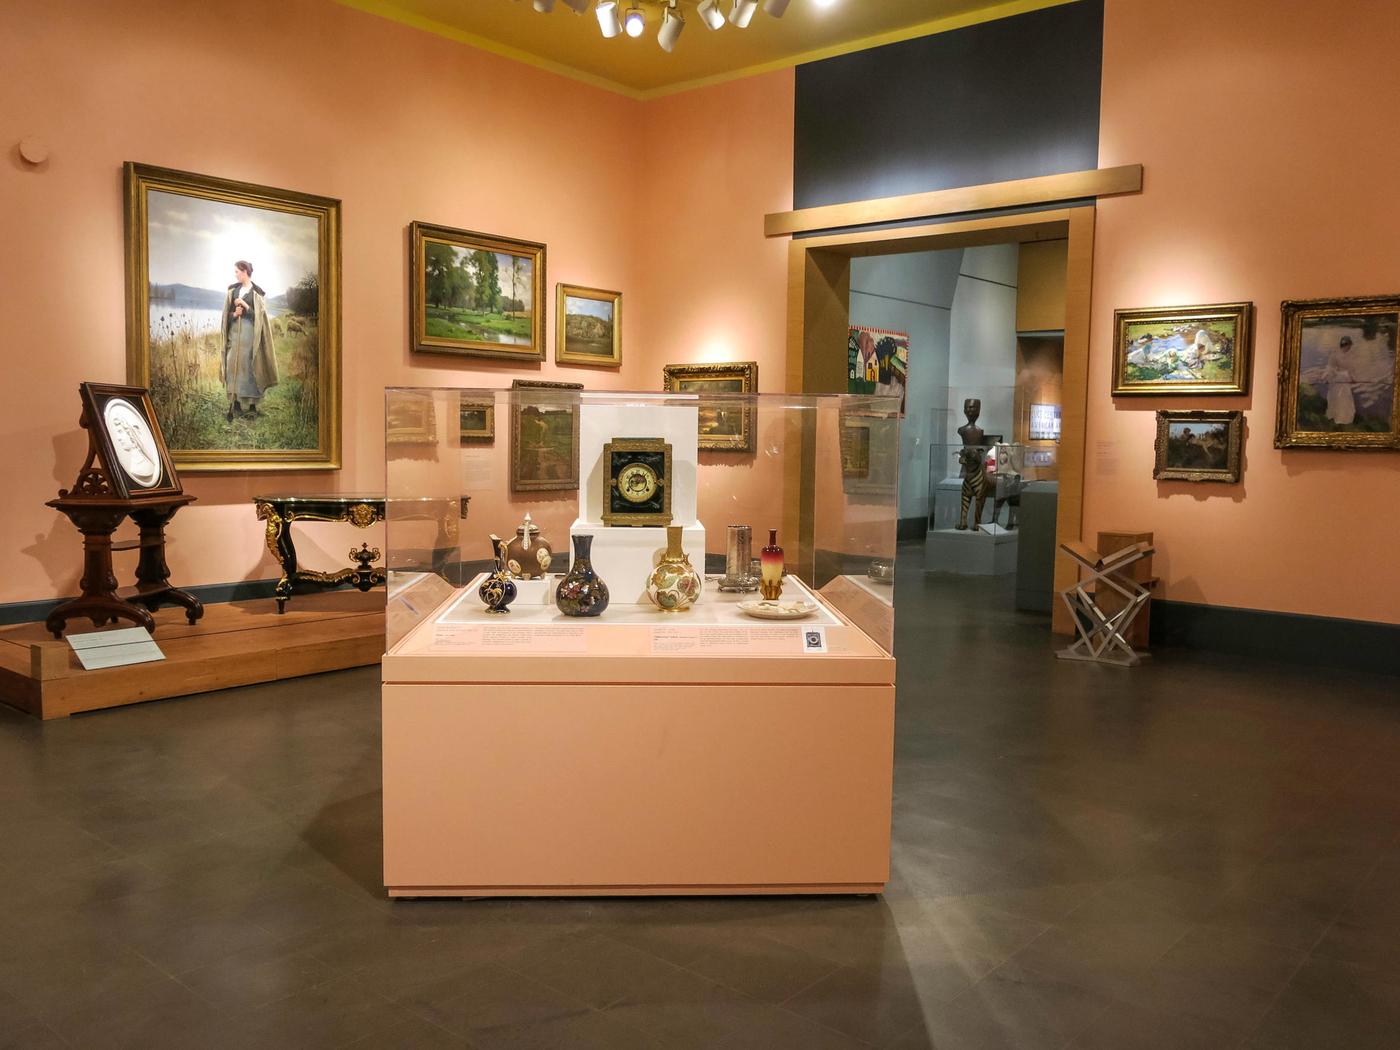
[1055,540,1155,667]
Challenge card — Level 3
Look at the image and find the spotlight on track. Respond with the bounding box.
[763,0,791,15]
[729,0,758,27]
[658,4,685,51]
[561,0,588,11]
[624,4,645,37]
[532,0,555,12]
[697,0,725,30]
[596,0,622,37]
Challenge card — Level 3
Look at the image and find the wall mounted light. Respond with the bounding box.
[623,4,645,37]
[697,0,726,30]
[729,0,758,28]
[596,0,622,37]
[762,0,791,15]
[658,5,685,51]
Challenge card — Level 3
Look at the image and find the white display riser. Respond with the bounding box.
[924,526,1019,576]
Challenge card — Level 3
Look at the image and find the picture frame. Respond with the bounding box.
[1111,302,1253,396]
[385,391,438,446]
[556,284,622,367]
[123,162,342,472]
[78,382,183,500]
[1153,409,1243,483]
[458,396,495,443]
[1275,295,1400,450]
[601,437,673,527]
[841,411,900,496]
[410,221,546,362]
[661,361,758,453]
[510,379,582,492]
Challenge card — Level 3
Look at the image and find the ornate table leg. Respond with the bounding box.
[45,506,152,639]
[128,504,205,626]
[256,502,298,614]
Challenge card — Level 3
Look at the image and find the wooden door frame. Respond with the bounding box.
[773,206,1100,634]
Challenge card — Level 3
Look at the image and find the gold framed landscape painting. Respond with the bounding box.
[556,284,621,367]
[1153,409,1243,483]
[410,221,545,361]
[510,380,582,492]
[1111,302,1253,396]
[661,361,758,453]
[459,396,495,443]
[124,163,342,471]
[1276,295,1400,450]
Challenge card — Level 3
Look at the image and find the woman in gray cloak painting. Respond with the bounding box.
[220,260,278,422]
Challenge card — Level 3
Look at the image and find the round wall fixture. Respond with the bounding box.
[18,137,49,165]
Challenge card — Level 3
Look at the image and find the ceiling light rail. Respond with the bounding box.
[525,0,797,53]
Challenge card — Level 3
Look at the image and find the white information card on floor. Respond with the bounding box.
[66,627,165,671]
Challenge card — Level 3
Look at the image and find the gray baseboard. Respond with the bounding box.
[0,578,283,627]
[1151,600,1400,677]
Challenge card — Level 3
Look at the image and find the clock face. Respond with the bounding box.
[617,462,659,504]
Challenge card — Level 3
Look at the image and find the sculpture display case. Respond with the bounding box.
[381,387,901,898]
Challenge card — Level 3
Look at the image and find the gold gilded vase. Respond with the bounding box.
[646,526,703,612]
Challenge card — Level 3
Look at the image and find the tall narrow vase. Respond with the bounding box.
[647,526,703,612]
[718,524,758,592]
[760,528,784,601]
[555,535,610,617]
[478,535,517,613]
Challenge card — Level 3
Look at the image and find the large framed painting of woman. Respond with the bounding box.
[1276,295,1400,451]
[124,163,342,472]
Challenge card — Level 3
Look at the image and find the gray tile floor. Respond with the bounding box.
[2,558,1398,1048]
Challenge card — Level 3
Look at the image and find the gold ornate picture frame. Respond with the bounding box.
[556,284,621,367]
[1275,295,1400,450]
[458,396,495,443]
[1111,302,1253,396]
[510,380,581,492]
[124,162,342,472]
[661,361,758,452]
[410,221,546,362]
[1153,409,1243,483]
[385,391,438,446]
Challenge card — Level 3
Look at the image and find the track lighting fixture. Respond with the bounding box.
[596,0,621,37]
[729,0,758,28]
[697,0,725,30]
[658,4,685,51]
[528,0,787,51]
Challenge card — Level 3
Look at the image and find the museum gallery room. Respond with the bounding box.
[4,0,1400,1047]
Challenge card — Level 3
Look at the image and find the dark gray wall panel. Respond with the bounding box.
[793,1,1104,210]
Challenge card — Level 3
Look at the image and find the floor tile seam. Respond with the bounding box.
[1299,846,1391,963]
[491,954,634,1013]
[1231,944,1313,1048]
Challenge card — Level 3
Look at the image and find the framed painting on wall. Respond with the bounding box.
[661,361,758,453]
[556,284,621,367]
[511,380,582,492]
[123,163,342,472]
[847,326,908,414]
[1275,295,1400,450]
[459,396,495,443]
[1153,409,1243,483]
[410,221,546,362]
[1111,302,1253,396]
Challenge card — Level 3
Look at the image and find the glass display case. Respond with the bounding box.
[383,387,902,656]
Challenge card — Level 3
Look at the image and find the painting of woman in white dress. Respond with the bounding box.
[1277,297,1400,450]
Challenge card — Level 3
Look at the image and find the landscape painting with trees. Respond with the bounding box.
[410,222,545,361]
[556,284,621,367]
[124,163,342,472]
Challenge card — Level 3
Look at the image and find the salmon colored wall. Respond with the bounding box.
[1089,0,1400,624]
[632,71,795,555]
[1,0,648,605]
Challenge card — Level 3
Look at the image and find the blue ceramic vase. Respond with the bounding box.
[478,535,517,614]
[555,535,609,617]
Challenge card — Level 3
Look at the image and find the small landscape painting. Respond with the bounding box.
[1153,410,1242,483]
[511,380,582,491]
[1112,303,1253,396]
[1276,296,1399,449]
[411,222,545,361]
[556,285,621,367]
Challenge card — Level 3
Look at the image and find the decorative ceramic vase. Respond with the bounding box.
[647,526,703,612]
[718,524,759,593]
[760,528,785,601]
[504,512,552,579]
[555,535,609,617]
[478,535,517,614]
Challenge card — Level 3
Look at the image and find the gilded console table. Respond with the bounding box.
[255,494,387,613]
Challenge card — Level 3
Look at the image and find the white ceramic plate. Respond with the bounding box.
[737,599,819,621]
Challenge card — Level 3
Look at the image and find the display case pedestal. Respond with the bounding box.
[381,583,894,898]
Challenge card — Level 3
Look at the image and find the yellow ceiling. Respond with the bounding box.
[337,0,1077,98]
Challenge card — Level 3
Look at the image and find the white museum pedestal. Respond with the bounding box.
[924,525,1019,576]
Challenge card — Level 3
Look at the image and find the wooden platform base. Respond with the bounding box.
[0,592,383,719]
